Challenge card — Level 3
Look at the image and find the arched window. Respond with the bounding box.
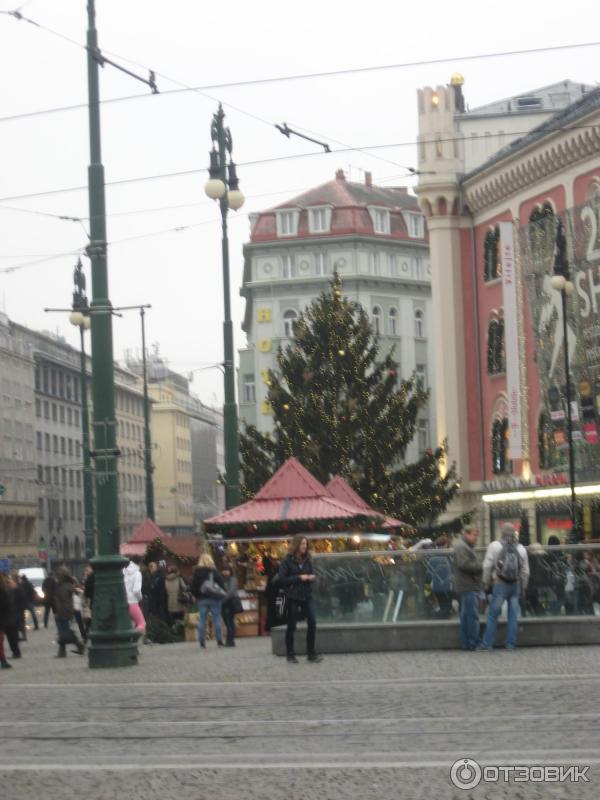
[372,305,382,335]
[74,537,81,560]
[529,202,555,262]
[283,309,298,338]
[388,307,398,336]
[538,412,551,469]
[63,536,70,560]
[487,317,505,374]
[483,226,500,281]
[414,308,425,338]
[491,417,510,474]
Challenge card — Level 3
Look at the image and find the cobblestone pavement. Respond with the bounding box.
[1,624,599,799]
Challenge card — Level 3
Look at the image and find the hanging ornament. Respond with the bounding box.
[338,349,345,356]
[388,369,397,378]
[283,403,290,411]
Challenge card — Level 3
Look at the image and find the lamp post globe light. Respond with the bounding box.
[204,104,244,509]
[70,258,95,562]
[552,218,579,543]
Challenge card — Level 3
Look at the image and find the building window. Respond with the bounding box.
[491,418,510,474]
[487,317,505,374]
[59,405,65,423]
[372,208,390,234]
[60,436,66,455]
[35,399,41,418]
[36,432,42,450]
[53,435,58,454]
[538,412,551,469]
[282,254,297,279]
[315,253,328,276]
[483,226,500,281]
[43,400,49,420]
[52,403,57,422]
[368,253,380,275]
[309,207,329,233]
[283,309,298,338]
[406,214,425,238]
[372,306,382,335]
[74,410,79,427]
[388,307,398,336]
[416,364,427,391]
[529,202,556,261]
[243,375,256,404]
[414,308,425,338]
[417,420,429,454]
[276,210,299,237]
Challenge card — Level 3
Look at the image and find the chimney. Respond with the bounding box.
[364,171,372,187]
[335,169,345,181]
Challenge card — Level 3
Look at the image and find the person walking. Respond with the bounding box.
[164,565,187,624]
[0,574,19,667]
[279,535,322,663]
[42,572,57,629]
[82,564,94,642]
[190,554,226,648]
[20,575,39,632]
[220,560,240,647]
[453,528,483,651]
[11,573,27,642]
[54,566,85,658]
[480,523,530,651]
[147,561,168,623]
[123,557,145,634]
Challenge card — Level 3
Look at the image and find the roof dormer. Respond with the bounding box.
[367,206,391,235]
[308,205,333,234]
[276,208,300,237]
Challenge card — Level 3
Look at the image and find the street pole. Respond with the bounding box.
[140,307,155,520]
[85,0,138,667]
[204,105,244,509]
[78,321,95,561]
[552,218,579,544]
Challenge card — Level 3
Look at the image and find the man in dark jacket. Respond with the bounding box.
[42,573,57,628]
[453,529,483,651]
[20,575,39,633]
[54,567,85,657]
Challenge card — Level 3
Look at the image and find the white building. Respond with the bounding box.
[238,169,435,463]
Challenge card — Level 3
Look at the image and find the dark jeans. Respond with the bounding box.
[25,602,39,630]
[73,611,86,639]
[44,602,54,628]
[222,603,236,644]
[55,617,82,646]
[285,598,317,656]
[434,591,454,619]
[458,590,480,650]
[4,625,20,657]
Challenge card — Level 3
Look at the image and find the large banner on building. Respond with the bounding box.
[499,222,523,459]
[520,198,600,482]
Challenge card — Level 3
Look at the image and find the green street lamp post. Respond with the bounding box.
[69,258,95,561]
[85,0,138,667]
[204,104,244,509]
[551,218,580,544]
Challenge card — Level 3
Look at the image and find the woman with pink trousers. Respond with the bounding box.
[123,557,145,632]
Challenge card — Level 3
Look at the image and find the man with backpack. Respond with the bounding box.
[480,523,530,651]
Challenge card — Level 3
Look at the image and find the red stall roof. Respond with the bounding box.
[325,476,408,530]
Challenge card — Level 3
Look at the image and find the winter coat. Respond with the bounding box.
[123,561,143,605]
[42,575,56,603]
[453,537,483,593]
[165,572,187,613]
[147,569,168,617]
[0,586,19,630]
[54,573,76,620]
[20,576,37,604]
[278,554,314,601]
[190,567,225,599]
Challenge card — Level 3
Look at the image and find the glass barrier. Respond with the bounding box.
[310,544,600,624]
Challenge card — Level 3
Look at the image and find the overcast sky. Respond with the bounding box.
[1,0,596,406]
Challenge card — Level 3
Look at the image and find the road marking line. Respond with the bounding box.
[3,673,600,689]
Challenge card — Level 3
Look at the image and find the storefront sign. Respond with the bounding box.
[499,222,523,459]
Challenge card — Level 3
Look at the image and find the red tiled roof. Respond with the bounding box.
[326,476,410,530]
[249,171,424,244]
[204,458,382,529]
[126,518,170,544]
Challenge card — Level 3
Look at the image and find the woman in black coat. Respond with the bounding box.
[278,535,322,664]
[0,574,21,661]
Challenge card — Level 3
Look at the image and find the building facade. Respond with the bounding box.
[239,169,435,463]
[416,76,600,542]
[0,314,37,564]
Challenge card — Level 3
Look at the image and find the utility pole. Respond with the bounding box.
[140,307,155,520]
[85,0,138,667]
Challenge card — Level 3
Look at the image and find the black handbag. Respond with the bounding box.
[226,594,244,615]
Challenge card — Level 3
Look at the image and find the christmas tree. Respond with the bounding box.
[240,273,466,534]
